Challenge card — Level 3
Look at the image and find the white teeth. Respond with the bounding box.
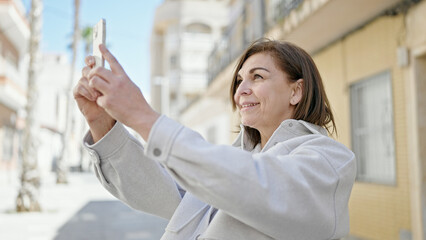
[242,103,259,108]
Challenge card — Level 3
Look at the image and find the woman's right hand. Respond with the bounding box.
[73,56,116,142]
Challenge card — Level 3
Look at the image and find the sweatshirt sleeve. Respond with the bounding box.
[84,121,182,220]
[145,115,356,239]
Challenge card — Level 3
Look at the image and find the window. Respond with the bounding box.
[170,54,178,69]
[185,23,212,34]
[350,71,396,184]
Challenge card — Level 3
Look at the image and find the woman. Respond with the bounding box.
[74,39,356,240]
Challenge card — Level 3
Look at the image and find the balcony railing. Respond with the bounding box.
[207,7,252,85]
[208,1,265,84]
[274,0,304,23]
[208,0,301,85]
[0,57,26,110]
[0,56,24,88]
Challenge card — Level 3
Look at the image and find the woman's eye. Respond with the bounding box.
[236,79,243,85]
[254,74,263,79]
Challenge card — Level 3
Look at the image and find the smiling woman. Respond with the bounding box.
[74,38,356,240]
[231,39,336,149]
[234,52,302,148]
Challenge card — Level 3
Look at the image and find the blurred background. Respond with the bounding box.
[1,0,426,239]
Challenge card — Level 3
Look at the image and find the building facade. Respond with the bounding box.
[169,0,426,239]
[0,0,89,186]
[150,0,229,142]
[267,0,425,239]
[0,0,29,174]
[36,54,89,177]
[170,0,266,144]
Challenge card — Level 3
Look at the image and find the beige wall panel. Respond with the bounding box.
[344,17,402,84]
[314,15,411,239]
[407,0,426,48]
[313,41,351,147]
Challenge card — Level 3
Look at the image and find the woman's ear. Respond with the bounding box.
[290,79,304,105]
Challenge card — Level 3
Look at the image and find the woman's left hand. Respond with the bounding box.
[88,44,159,140]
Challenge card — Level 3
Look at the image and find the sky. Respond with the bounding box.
[22,0,164,100]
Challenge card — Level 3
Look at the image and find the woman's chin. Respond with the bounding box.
[241,119,256,129]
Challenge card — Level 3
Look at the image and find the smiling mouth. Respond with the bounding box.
[241,103,260,110]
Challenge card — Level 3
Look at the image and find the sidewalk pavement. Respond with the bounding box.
[0,171,168,240]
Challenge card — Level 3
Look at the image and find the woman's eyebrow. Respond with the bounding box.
[237,67,270,78]
[249,67,270,73]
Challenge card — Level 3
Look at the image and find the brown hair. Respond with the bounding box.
[230,38,336,145]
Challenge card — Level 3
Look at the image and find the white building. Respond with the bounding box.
[178,0,265,145]
[0,0,29,176]
[36,54,89,178]
[150,0,229,143]
[0,0,87,188]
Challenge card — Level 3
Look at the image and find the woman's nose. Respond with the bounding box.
[236,81,252,96]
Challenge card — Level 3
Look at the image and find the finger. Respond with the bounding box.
[82,66,91,78]
[85,56,96,67]
[96,95,108,109]
[96,95,115,112]
[89,76,110,95]
[79,76,99,98]
[74,81,96,101]
[74,77,98,100]
[94,89,102,98]
[99,44,125,74]
[88,66,114,83]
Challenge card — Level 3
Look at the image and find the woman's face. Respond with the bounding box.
[234,52,299,136]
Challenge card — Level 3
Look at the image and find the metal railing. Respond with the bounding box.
[207,18,246,85]
[274,0,303,23]
[207,0,303,85]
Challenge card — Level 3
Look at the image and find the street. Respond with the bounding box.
[0,171,168,240]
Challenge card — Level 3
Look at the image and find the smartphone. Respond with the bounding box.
[92,18,106,67]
